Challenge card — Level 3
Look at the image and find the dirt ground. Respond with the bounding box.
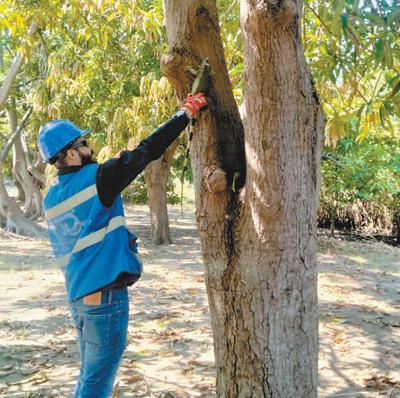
[0,204,399,398]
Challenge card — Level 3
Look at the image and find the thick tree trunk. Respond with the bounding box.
[28,152,46,189]
[0,170,46,238]
[163,1,324,397]
[144,142,177,245]
[235,2,324,396]
[7,99,43,219]
[0,106,46,238]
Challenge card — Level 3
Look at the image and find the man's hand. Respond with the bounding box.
[182,92,207,118]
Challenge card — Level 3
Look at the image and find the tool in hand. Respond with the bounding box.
[180,60,212,214]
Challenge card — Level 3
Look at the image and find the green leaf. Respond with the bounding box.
[341,14,348,31]
[356,191,370,200]
[379,105,388,126]
[374,39,383,61]
[387,7,400,25]
[363,11,385,26]
[391,80,400,97]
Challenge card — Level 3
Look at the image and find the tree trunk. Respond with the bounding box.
[0,44,4,69]
[0,170,46,238]
[7,101,25,201]
[28,152,46,189]
[162,1,324,397]
[7,99,43,219]
[144,142,177,245]
[0,106,46,238]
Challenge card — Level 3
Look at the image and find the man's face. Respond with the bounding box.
[70,138,94,165]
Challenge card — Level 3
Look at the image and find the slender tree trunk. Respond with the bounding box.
[144,142,177,245]
[7,100,25,202]
[394,212,400,245]
[162,1,324,396]
[329,207,335,237]
[7,99,43,218]
[0,44,4,69]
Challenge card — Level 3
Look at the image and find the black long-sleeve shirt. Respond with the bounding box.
[57,110,190,291]
[58,110,189,203]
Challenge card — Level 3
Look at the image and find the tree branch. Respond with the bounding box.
[0,107,33,164]
[220,0,238,20]
[305,4,334,37]
[16,77,39,89]
[0,22,37,110]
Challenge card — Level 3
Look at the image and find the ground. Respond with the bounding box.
[0,204,399,398]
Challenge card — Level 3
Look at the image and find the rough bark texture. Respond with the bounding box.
[0,106,46,238]
[144,142,177,245]
[162,1,324,397]
[7,100,43,219]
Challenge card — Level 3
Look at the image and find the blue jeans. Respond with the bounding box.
[69,288,129,398]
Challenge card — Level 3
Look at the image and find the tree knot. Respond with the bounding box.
[204,166,227,195]
[161,52,183,76]
[254,0,298,27]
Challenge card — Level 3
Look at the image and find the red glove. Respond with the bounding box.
[182,92,207,118]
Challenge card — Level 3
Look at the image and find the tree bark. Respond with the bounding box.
[7,99,43,219]
[6,100,25,201]
[0,106,46,238]
[162,1,324,397]
[144,142,177,245]
[0,44,4,69]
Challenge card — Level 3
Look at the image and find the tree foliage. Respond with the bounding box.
[303,0,400,232]
[1,0,399,233]
[304,0,400,146]
[1,0,182,203]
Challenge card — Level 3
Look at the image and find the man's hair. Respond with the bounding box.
[49,141,75,169]
[49,149,68,169]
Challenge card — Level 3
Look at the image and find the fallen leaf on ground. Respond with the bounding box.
[193,382,215,391]
[188,359,214,368]
[333,331,347,345]
[122,372,143,384]
[8,370,49,386]
[364,375,400,390]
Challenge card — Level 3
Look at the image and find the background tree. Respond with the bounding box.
[132,75,178,244]
[303,0,400,234]
[218,0,400,237]
[162,0,324,396]
[1,0,184,241]
[32,0,182,244]
[0,7,45,236]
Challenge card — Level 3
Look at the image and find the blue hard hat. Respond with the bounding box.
[37,120,92,163]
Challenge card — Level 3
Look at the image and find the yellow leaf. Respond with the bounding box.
[97,145,112,162]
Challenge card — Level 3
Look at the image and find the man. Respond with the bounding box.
[37,92,207,397]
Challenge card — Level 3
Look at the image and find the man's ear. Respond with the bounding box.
[65,148,78,162]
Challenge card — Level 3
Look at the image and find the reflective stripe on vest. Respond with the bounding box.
[45,184,97,221]
[56,215,127,267]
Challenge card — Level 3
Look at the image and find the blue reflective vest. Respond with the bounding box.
[43,163,142,301]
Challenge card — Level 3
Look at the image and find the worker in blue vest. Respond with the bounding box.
[37,92,207,398]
